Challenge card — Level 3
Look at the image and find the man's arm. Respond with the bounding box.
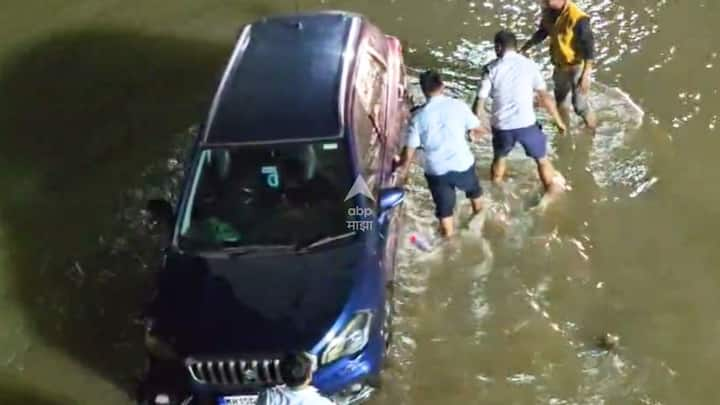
[398,145,417,182]
[397,118,421,181]
[520,24,549,54]
[531,63,566,133]
[537,90,566,134]
[461,102,485,141]
[472,96,485,118]
[470,97,489,141]
[470,66,492,139]
[574,17,595,93]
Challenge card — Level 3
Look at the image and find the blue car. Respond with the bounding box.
[138,11,410,405]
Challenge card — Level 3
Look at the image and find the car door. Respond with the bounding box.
[354,26,405,285]
[353,32,388,202]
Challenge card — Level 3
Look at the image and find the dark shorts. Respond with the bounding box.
[425,164,482,219]
[492,123,547,160]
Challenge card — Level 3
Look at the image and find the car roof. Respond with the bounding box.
[201,11,363,145]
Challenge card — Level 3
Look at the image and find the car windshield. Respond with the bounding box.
[177,141,359,250]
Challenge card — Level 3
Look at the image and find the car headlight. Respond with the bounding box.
[321,311,373,365]
[144,319,178,360]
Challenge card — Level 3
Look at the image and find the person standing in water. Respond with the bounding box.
[397,70,485,238]
[520,0,598,132]
[473,30,566,195]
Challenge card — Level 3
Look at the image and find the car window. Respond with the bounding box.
[177,142,355,249]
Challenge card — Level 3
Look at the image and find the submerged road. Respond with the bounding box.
[1,1,719,404]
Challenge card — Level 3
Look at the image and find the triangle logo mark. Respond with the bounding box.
[344,175,375,202]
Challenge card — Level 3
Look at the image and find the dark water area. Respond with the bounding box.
[0,27,233,401]
[1,1,719,404]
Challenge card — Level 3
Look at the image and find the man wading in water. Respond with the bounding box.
[473,30,567,198]
[520,0,598,133]
[397,70,485,238]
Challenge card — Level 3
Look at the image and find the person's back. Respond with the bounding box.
[482,52,543,131]
[474,30,566,199]
[256,352,334,405]
[410,94,476,176]
[398,70,484,238]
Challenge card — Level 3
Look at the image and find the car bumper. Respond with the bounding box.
[138,334,384,405]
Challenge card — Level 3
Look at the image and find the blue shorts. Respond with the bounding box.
[425,164,482,219]
[492,123,547,159]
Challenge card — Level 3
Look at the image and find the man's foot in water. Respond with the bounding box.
[534,172,568,212]
[465,198,489,235]
[439,216,455,239]
[583,110,598,136]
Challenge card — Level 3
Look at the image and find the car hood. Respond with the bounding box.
[149,243,364,356]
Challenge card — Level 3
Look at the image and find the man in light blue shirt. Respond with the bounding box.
[398,70,484,238]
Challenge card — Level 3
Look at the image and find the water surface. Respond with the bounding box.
[1,1,719,404]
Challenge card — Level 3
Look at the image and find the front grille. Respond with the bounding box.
[187,358,284,386]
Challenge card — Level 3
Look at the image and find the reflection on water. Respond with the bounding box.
[374,70,653,404]
[1,0,720,404]
[424,0,666,79]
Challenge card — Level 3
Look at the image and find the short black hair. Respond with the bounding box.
[279,352,313,387]
[419,69,443,94]
[494,30,517,49]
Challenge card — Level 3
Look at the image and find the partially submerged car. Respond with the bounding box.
[138,11,409,405]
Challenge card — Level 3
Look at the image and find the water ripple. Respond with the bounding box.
[381,1,669,403]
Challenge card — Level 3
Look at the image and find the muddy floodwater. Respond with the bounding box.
[1,1,719,404]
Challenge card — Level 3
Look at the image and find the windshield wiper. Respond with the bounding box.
[222,244,295,256]
[184,244,294,257]
[295,231,357,253]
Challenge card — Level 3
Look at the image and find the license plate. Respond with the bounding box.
[217,395,258,405]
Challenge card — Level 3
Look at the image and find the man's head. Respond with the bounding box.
[279,352,316,388]
[494,30,518,57]
[419,70,444,97]
[541,0,567,11]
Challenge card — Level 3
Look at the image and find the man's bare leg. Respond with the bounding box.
[537,158,567,195]
[558,104,572,132]
[470,197,484,214]
[491,157,507,184]
[533,158,565,212]
[439,216,455,238]
[582,109,598,133]
[554,67,573,133]
[536,158,559,192]
[574,72,597,133]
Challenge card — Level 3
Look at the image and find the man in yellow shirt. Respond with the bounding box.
[520,0,598,132]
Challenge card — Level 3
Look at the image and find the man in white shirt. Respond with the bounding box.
[473,30,566,194]
[398,70,484,238]
[255,352,334,405]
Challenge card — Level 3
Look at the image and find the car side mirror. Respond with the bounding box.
[146,199,175,229]
[378,187,405,213]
